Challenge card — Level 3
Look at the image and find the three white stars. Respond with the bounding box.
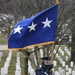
[42,18,52,28]
[13,17,53,34]
[14,26,23,34]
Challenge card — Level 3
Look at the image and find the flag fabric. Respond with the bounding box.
[8,4,58,50]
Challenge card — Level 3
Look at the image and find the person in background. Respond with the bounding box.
[35,57,53,75]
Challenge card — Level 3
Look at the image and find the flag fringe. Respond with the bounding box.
[6,41,55,50]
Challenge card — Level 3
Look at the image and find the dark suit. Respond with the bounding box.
[35,66,52,75]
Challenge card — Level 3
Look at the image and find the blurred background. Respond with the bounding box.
[0,0,75,75]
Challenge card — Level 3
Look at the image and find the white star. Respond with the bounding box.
[42,17,53,28]
[14,26,23,34]
[28,22,37,32]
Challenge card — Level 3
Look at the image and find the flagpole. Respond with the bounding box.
[56,0,59,4]
[50,43,55,64]
[50,0,59,65]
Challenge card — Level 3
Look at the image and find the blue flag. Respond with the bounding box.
[8,4,58,50]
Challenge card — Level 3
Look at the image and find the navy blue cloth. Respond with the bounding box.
[8,4,58,49]
[35,66,50,75]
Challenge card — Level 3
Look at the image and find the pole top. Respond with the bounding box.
[56,0,59,4]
